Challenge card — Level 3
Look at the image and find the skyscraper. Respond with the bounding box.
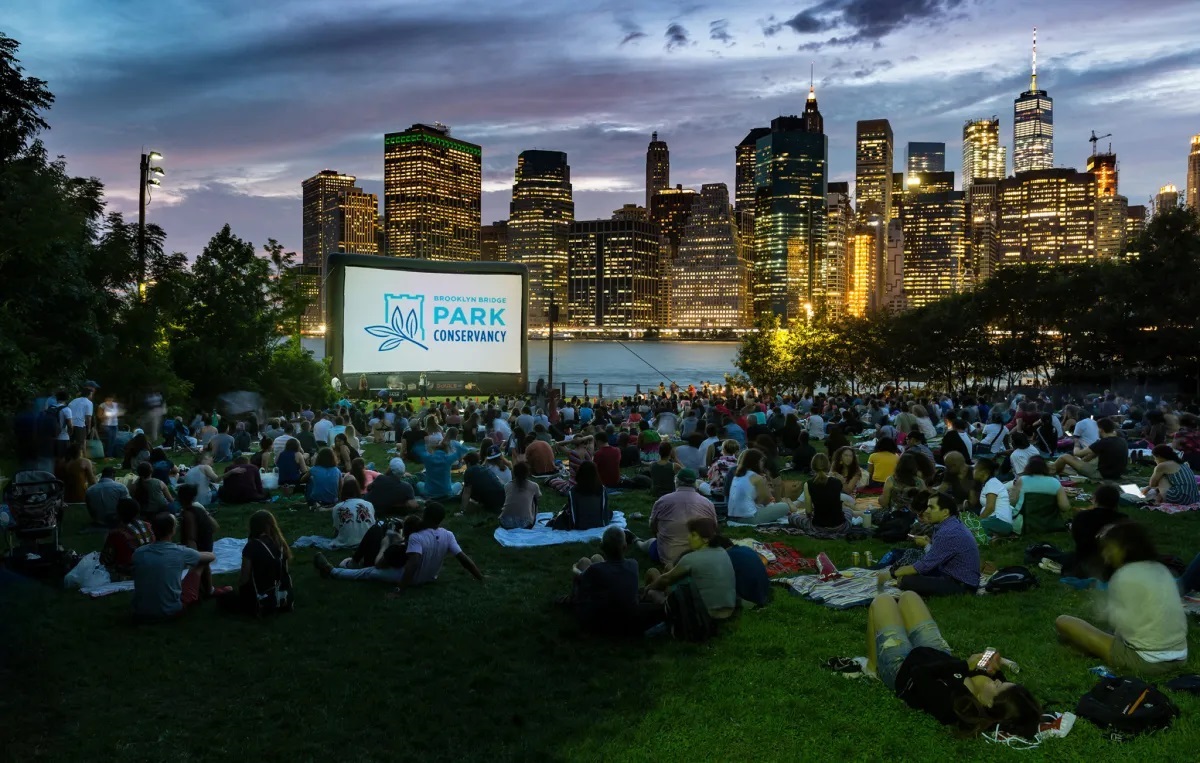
[907,171,955,194]
[649,185,698,326]
[1087,152,1125,259]
[735,127,771,212]
[301,170,357,267]
[883,220,906,313]
[384,123,481,261]
[962,119,1006,191]
[480,220,509,262]
[906,142,946,175]
[1155,184,1180,216]
[323,187,379,259]
[1126,205,1147,256]
[968,178,1001,282]
[645,132,670,211]
[902,180,968,309]
[1013,28,1054,173]
[998,168,1095,265]
[856,119,895,220]
[1189,135,1200,213]
[671,184,752,329]
[509,150,574,327]
[754,107,828,321]
[568,217,662,328]
[846,225,877,318]
[824,182,854,321]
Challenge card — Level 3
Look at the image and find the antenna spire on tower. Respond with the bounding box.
[808,62,816,100]
[1031,27,1038,91]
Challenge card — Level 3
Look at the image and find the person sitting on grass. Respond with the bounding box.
[726,448,798,525]
[301,447,341,507]
[1055,521,1188,677]
[132,460,175,518]
[1051,417,1128,481]
[866,437,900,488]
[557,461,611,531]
[903,431,937,483]
[364,457,419,516]
[349,457,379,492]
[218,455,269,505]
[330,477,376,548]
[712,534,771,608]
[1060,482,1127,579]
[973,457,1014,537]
[650,442,681,498]
[880,453,926,513]
[789,453,858,536]
[314,502,484,594]
[705,439,741,499]
[570,526,665,638]
[218,509,294,615]
[830,445,863,499]
[342,514,423,572]
[935,451,973,508]
[100,497,155,580]
[461,451,506,514]
[85,466,129,527]
[637,419,662,456]
[418,437,468,499]
[643,517,737,620]
[1008,455,1070,531]
[877,491,981,596]
[861,590,1041,738]
[1144,444,1200,506]
[499,461,542,530]
[937,418,973,467]
[132,512,216,621]
[277,438,308,488]
[638,468,717,568]
[178,484,226,601]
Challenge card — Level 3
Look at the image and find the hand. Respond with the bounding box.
[913,535,930,548]
[876,570,892,586]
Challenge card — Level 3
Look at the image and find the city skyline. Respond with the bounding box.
[8,1,1200,260]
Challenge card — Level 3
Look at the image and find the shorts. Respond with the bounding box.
[1110,637,1187,678]
[875,620,952,690]
[647,539,661,564]
[1071,460,1102,480]
[980,515,1013,535]
[499,514,534,530]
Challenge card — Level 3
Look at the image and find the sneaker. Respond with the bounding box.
[816,552,839,581]
[313,552,333,578]
[824,656,869,678]
[1039,558,1063,574]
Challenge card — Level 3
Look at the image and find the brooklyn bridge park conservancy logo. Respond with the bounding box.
[365,294,428,352]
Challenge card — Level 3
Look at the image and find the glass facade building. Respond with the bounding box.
[998,168,1095,265]
[670,184,751,329]
[509,150,574,327]
[568,218,663,328]
[962,119,1006,192]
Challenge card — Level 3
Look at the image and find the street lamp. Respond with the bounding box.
[138,150,165,296]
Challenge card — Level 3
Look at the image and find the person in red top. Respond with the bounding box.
[593,439,622,488]
[100,497,155,580]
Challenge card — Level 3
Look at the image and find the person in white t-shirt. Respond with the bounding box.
[1071,416,1100,448]
[100,396,122,457]
[312,414,333,446]
[807,413,826,440]
[975,458,1013,536]
[68,386,96,452]
[1007,432,1041,479]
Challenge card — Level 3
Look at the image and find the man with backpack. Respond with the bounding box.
[42,390,74,462]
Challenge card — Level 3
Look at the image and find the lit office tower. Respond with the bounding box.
[902,176,969,309]
[962,119,1006,191]
[846,225,877,318]
[301,170,357,267]
[998,168,1095,265]
[1013,28,1054,173]
[509,150,574,327]
[907,171,954,194]
[649,185,698,326]
[907,142,946,175]
[568,217,662,329]
[824,182,854,320]
[324,187,380,258]
[1125,205,1147,257]
[883,220,906,313]
[1155,185,1180,216]
[735,127,771,212]
[384,123,481,261]
[856,120,894,220]
[1189,135,1200,212]
[480,220,509,262]
[968,178,1001,282]
[671,184,751,329]
[1087,152,1126,259]
[645,132,670,211]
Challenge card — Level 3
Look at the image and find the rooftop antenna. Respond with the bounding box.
[1030,27,1038,91]
[807,62,816,100]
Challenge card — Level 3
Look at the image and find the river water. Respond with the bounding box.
[304,338,740,397]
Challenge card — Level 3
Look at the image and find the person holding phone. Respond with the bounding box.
[877,490,981,596]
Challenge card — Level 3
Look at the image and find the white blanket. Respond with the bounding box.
[79,537,247,598]
[726,516,790,528]
[493,511,626,548]
[292,535,352,551]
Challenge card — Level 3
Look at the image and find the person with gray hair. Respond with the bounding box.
[568,526,663,637]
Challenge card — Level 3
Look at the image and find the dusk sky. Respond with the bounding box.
[9,0,1200,259]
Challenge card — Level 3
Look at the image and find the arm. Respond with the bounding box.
[455,552,484,581]
[649,561,691,591]
[752,474,772,504]
[181,512,198,549]
[237,552,252,586]
[461,484,472,512]
[1146,464,1166,489]
[879,478,894,509]
[194,551,216,566]
[1055,486,1070,514]
[866,460,876,483]
[981,491,997,519]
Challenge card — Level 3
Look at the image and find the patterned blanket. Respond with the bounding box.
[778,568,900,609]
[1141,502,1200,515]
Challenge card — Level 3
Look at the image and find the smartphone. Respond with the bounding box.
[977,648,998,671]
[907,533,917,539]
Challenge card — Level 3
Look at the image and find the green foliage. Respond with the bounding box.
[261,342,332,412]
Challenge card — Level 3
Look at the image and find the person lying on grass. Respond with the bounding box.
[1055,521,1188,677]
[314,502,483,595]
[877,491,981,597]
[865,590,1041,738]
[643,517,737,620]
[568,526,665,637]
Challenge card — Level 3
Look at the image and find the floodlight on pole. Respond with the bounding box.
[138,148,165,297]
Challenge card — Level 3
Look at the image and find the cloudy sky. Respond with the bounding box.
[9,0,1200,258]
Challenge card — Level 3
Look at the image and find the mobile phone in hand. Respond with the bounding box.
[977,648,998,671]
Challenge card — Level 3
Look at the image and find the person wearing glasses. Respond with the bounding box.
[877,490,981,596]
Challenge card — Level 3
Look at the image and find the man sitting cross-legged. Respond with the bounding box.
[1051,417,1128,482]
[568,526,665,637]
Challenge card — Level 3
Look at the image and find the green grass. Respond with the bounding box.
[2,442,1200,762]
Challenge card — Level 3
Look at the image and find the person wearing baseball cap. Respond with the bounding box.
[636,467,717,568]
[363,457,417,515]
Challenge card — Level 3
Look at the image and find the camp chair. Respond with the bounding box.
[1018,492,1068,535]
[3,470,66,559]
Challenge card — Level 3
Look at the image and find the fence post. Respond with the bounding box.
[561,382,566,399]
[598,383,603,400]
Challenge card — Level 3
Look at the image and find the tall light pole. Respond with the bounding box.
[138,150,164,296]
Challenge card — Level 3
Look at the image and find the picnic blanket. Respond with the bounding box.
[726,516,789,528]
[778,569,899,609]
[762,542,815,577]
[493,511,626,548]
[293,535,351,551]
[1141,502,1200,515]
[1182,595,1200,617]
[78,537,247,598]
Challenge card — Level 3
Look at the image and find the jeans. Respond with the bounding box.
[899,574,976,597]
[1179,553,1200,594]
[106,425,119,458]
[330,567,405,583]
[875,619,953,690]
[729,502,791,525]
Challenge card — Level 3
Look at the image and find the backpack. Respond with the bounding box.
[1075,676,1178,741]
[664,581,716,642]
[985,565,1039,593]
[873,508,917,543]
[1024,543,1068,566]
[39,404,67,439]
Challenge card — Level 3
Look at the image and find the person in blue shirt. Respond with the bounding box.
[715,535,771,607]
[722,416,746,449]
[418,438,468,498]
[579,403,594,425]
[302,447,342,506]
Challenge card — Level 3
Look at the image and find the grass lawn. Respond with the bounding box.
[2,440,1200,762]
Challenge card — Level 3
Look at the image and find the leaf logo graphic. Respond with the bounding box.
[365,305,429,352]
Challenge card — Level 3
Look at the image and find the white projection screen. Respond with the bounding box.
[326,255,528,394]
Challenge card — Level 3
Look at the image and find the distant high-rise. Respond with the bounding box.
[824,182,853,321]
[1189,135,1200,213]
[846,225,877,318]
[480,220,509,262]
[883,220,906,313]
[1125,205,1147,256]
[384,123,481,261]
[301,170,357,267]
[962,119,1006,191]
[645,132,670,211]
[1013,28,1054,173]
[968,178,1001,282]
[612,204,647,222]
[568,218,662,329]
[906,142,946,175]
[735,127,771,212]
[671,184,752,329]
[1155,184,1180,216]
[907,171,954,195]
[998,168,1095,265]
[509,150,574,327]
[755,107,828,321]
[649,185,698,326]
[856,119,894,220]
[902,180,968,309]
[1087,152,1124,259]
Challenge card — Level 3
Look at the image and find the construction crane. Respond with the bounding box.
[1089,130,1112,156]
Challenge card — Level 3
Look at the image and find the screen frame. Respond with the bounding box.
[326,253,529,395]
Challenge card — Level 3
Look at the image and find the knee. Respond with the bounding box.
[1054,614,1072,634]
[590,553,604,564]
[898,589,921,605]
